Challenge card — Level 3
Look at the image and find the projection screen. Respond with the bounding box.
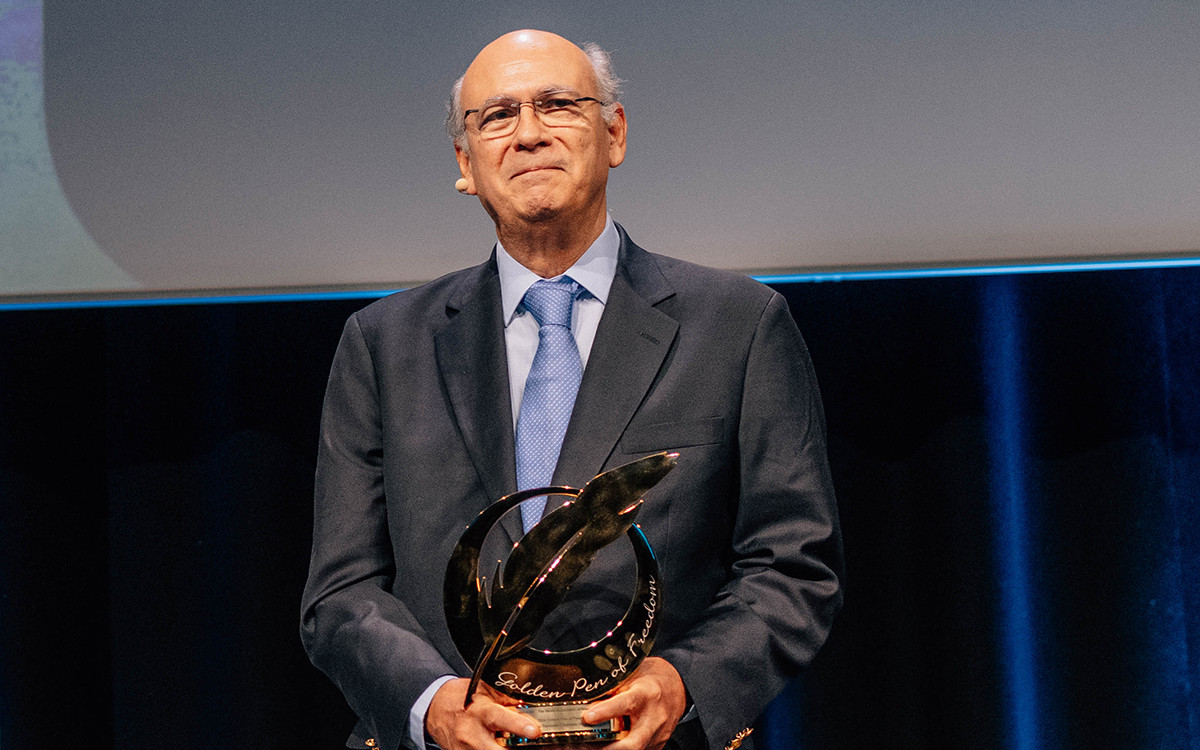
[2,0,1198,301]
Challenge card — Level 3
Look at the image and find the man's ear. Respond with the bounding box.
[607,103,627,168]
[454,144,476,194]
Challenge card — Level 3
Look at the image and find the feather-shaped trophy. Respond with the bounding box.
[443,452,677,746]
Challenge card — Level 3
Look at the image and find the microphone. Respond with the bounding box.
[455,178,470,193]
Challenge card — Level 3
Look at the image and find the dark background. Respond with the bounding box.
[2,267,1196,748]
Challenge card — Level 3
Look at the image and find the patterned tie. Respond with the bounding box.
[515,277,583,532]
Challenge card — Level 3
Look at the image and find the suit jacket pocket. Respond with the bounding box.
[620,417,724,454]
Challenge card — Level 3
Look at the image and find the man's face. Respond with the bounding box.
[455,31,627,231]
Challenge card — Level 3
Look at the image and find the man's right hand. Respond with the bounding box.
[425,678,542,749]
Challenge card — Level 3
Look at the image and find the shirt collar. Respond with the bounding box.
[496,215,620,326]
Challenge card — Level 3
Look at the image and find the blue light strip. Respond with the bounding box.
[756,255,1200,284]
[3,255,1200,311]
[0,289,403,312]
[982,276,1042,750]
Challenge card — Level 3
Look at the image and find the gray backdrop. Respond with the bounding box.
[2,0,1198,297]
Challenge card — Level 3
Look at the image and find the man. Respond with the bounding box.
[301,30,842,750]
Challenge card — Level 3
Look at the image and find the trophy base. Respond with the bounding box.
[496,702,630,746]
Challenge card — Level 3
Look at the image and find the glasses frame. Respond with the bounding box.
[462,91,609,139]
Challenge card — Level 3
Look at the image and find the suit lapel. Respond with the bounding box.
[552,232,679,494]
[433,257,518,515]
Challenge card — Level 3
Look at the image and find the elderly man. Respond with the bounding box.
[301,29,842,750]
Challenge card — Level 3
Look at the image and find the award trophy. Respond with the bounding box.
[443,452,677,746]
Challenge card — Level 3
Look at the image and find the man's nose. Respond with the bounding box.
[512,102,551,149]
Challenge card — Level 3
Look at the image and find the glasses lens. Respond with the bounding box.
[477,102,520,134]
[470,93,597,136]
[535,95,584,124]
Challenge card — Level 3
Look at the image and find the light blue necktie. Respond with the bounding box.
[515,277,583,532]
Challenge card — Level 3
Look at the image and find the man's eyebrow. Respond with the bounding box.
[479,85,579,104]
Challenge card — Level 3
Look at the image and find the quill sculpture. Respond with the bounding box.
[443,452,677,745]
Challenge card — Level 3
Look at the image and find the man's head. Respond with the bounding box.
[447,30,627,238]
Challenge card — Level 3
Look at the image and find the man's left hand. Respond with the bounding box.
[581,656,688,750]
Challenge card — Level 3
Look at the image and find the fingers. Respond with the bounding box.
[582,658,687,750]
[602,708,668,750]
[582,689,635,724]
[427,678,542,749]
[476,700,541,742]
[427,659,687,750]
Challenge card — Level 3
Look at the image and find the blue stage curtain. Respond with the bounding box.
[1,267,1196,748]
[764,267,1199,750]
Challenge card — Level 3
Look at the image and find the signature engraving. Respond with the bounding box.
[496,672,615,700]
[625,576,658,658]
[573,675,610,696]
[495,673,571,700]
[610,652,630,679]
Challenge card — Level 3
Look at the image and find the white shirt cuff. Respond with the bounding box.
[408,675,457,750]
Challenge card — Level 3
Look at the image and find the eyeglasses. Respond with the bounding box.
[463,91,608,138]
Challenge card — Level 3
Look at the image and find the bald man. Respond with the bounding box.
[301,30,842,750]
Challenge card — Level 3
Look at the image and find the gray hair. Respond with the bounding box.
[445,41,622,151]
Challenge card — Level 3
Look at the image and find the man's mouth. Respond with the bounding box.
[512,165,561,178]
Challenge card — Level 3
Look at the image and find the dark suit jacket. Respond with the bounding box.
[300,227,842,750]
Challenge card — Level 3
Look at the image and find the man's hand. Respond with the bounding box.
[426,678,541,750]
[581,657,688,750]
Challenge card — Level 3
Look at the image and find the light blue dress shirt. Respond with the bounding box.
[406,216,620,749]
[497,216,619,426]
